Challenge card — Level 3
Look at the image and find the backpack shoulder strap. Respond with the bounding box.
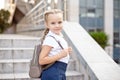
[49,35,64,49]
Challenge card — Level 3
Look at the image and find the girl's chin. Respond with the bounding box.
[51,30,61,35]
[54,32,61,35]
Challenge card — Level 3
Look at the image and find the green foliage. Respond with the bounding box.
[89,31,108,49]
[0,9,10,33]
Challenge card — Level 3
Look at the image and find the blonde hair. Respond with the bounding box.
[44,9,63,22]
[41,9,63,42]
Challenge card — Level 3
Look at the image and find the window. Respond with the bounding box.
[79,0,104,31]
[114,0,120,44]
[80,0,86,7]
[87,0,96,8]
[96,9,103,17]
[95,0,104,8]
[113,0,120,63]
[80,8,87,17]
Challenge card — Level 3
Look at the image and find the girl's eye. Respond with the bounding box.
[51,22,55,24]
[58,21,62,24]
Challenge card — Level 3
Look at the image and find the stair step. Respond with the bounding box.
[0,34,40,39]
[0,34,40,48]
[67,59,76,71]
[66,71,84,80]
[0,48,34,59]
[66,71,82,76]
[0,48,34,50]
[0,59,31,73]
[0,73,29,79]
[0,40,40,48]
[0,71,83,80]
[0,59,76,73]
[0,59,30,63]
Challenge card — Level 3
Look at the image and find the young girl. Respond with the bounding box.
[39,9,72,80]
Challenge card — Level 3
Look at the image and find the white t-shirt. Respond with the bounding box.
[42,31,70,63]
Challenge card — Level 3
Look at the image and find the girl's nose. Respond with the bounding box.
[55,24,59,27]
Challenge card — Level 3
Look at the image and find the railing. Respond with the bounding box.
[16,0,47,33]
[62,21,120,80]
[8,4,16,23]
[16,0,67,34]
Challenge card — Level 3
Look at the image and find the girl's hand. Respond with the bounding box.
[60,47,72,57]
[68,47,72,53]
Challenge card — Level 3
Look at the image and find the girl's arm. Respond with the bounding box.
[39,45,72,65]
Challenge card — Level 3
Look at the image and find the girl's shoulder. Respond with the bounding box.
[42,35,58,47]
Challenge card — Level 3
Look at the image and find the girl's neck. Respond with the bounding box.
[50,30,62,36]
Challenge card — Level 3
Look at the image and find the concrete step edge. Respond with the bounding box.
[0,71,83,79]
[0,48,34,50]
[0,59,30,63]
[0,59,75,63]
[0,73,29,79]
[0,34,40,40]
[66,71,83,76]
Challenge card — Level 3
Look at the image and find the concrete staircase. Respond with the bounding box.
[16,0,33,14]
[0,34,83,80]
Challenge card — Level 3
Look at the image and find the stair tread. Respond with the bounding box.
[0,34,40,39]
[0,73,29,79]
[66,71,83,76]
[0,71,82,79]
[0,48,34,50]
[0,59,75,63]
[0,59,30,63]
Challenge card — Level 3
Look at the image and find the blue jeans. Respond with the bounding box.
[41,61,67,80]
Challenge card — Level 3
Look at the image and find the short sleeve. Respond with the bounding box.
[42,36,58,48]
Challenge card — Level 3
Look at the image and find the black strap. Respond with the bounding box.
[49,35,64,49]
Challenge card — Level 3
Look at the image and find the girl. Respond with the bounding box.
[39,9,72,80]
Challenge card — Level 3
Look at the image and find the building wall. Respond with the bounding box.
[104,0,113,58]
[77,0,114,58]
[67,0,79,22]
[79,0,104,31]
[113,0,120,63]
[4,0,16,23]
[3,24,16,34]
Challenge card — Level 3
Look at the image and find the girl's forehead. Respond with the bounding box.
[48,13,62,17]
[47,13,63,20]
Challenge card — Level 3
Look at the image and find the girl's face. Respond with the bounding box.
[46,13,63,35]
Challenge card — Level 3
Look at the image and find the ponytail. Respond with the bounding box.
[41,28,49,43]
